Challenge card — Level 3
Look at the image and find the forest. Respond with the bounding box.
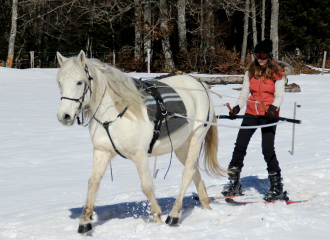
[1,0,330,73]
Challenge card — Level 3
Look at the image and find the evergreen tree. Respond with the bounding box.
[279,0,330,55]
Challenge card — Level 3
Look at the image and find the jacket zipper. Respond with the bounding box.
[258,76,262,115]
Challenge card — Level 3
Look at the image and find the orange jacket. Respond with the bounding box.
[236,69,285,116]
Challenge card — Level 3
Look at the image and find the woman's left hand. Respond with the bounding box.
[265,105,277,120]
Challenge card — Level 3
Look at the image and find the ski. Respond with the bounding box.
[192,193,245,202]
[225,197,308,205]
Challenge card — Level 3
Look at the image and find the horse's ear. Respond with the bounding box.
[56,52,68,66]
[77,50,87,67]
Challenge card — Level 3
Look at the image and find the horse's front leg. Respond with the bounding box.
[78,148,113,233]
[133,150,162,224]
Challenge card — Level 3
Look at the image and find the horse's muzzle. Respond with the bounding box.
[57,112,75,126]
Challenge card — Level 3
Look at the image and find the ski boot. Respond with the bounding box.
[263,171,289,202]
[221,166,243,196]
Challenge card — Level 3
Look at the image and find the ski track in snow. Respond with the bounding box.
[0,68,330,239]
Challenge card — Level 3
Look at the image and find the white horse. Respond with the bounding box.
[56,50,225,233]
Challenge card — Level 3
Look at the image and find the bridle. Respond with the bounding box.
[60,64,93,125]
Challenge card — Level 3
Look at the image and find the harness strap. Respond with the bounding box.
[140,81,169,154]
[102,121,127,159]
[61,84,90,102]
[60,64,93,125]
[94,106,129,159]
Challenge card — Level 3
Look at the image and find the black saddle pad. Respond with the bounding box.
[140,80,188,140]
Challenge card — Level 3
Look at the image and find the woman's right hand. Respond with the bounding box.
[229,105,240,119]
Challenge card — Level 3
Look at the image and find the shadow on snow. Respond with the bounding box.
[68,176,269,230]
[241,175,270,195]
[69,195,201,227]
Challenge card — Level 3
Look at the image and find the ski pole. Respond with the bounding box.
[222,102,301,124]
[217,115,301,124]
[291,102,297,155]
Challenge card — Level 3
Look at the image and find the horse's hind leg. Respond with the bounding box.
[166,133,208,225]
[78,149,113,233]
[175,142,211,210]
[133,150,162,223]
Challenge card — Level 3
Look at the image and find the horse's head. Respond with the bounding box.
[56,50,93,126]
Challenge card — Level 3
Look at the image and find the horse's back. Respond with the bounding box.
[159,75,206,89]
[159,75,212,118]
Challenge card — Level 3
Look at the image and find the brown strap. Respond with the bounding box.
[259,101,268,113]
[226,103,233,114]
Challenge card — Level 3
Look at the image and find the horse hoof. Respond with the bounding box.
[78,223,92,233]
[165,216,179,226]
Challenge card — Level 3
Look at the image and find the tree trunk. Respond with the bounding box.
[251,0,257,47]
[241,0,250,67]
[6,0,18,68]
[199,0,215,66]
[204,0,215,53]
[134,0,142,59]
[200,0,204,55]
[86,37,93,58]
[261,0,266,40]
[143,0,152,64]
[271,0,279,60]
[177,0,187,52]
[160,0,175,72]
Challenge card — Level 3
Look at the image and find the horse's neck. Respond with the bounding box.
[92,88,119,122]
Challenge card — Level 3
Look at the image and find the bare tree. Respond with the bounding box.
[203,0,216,53]
[216,0,245,17]
[261,0,265,40]
[177,0,187,52]
[143,0,153,63]
[251,0,257,47]
[134,0,143,59]
[6,0,18,68]
[159,0,175,72]
[240,0,250,67]
[270,0,279,60]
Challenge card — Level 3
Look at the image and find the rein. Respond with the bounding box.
[79,85,107,127]
[173,113,287,129]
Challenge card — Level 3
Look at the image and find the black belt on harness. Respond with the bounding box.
[134,79,169,154]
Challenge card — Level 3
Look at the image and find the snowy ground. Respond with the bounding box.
[0,67,329,240]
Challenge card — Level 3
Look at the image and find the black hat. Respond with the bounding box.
[254,39,273,54]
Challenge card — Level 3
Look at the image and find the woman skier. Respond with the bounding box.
[222,39,289,202]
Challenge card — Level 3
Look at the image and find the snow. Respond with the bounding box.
[0,67,330,240]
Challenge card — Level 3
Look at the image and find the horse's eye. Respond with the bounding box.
[77,81,83,86]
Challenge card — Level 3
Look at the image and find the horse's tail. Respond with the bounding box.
[203,114,227,177]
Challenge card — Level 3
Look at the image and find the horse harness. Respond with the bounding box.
[134,79,170,154]
[91,79,170,158]
[93,107,129,159]
[61,66,211,159]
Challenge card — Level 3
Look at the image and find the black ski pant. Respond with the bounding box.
[228,114,281,173]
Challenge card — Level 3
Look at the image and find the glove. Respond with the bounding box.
[264,105,277,120]
[229,105,240,120]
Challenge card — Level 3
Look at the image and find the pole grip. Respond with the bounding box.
[226,103,233,113]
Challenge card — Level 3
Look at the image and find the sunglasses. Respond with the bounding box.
[253,52,269,60]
